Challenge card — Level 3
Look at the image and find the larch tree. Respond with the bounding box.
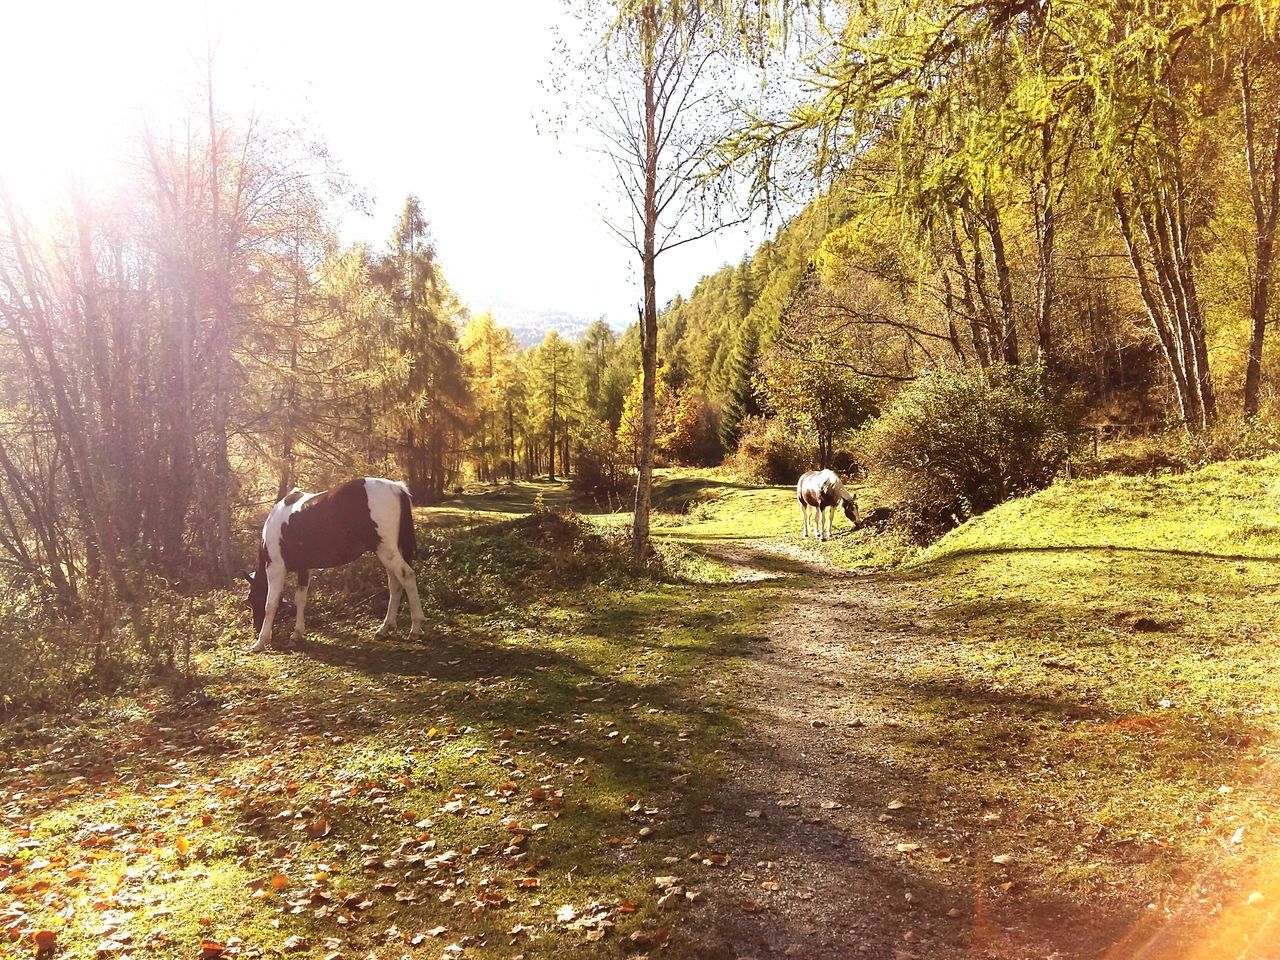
[371,198,470,502]
[564,0,743,559]
[462,311,520,481]
[531,331,580,481]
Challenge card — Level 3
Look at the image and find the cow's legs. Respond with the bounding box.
[376,569,403,639]
[378,545,424,640]
[800,501,809,538]
[251,566,286,653]
[822,505,833,541]
[290,570,310,646]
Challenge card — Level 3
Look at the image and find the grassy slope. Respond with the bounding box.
[6,461,1280,958]
[902,460,1280,905]
[0,509,778,960]
[628,462,1280,954]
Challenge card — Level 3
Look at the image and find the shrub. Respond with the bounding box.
[0,575,215,716]
[1179,413,1280,465]
[725,415,816,483]
[864,363,1079,532]
[659,389,721,465]
[572,418,634,504]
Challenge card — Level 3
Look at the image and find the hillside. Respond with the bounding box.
[655,190,858,406]
[630,460,1280,956]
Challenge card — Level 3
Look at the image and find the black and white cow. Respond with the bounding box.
[796,469,860,542]
[245,477,424,652]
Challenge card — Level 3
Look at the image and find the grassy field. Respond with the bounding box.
[898,460,1280,947]
[5,461,1280,958]
[0,506,781,959]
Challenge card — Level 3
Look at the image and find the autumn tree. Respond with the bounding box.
[531,331,580,481]
[567,0,741,558]
[371,198,470,502]
[462,311,521,481]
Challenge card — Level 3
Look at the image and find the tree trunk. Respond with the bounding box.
[1113,187,1215,428]
[631,5,659,561]
[981,192,1019,365]
[548,361,559,482]
[1242,53,1280,417]
[206,55,234,585]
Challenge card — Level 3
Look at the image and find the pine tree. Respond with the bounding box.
[718,323,761,450]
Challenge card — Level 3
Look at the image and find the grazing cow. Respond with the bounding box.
[245,477,423,652]
[796,469,860,542]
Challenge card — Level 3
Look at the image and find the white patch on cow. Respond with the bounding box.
[364,477,424,638]
[363,478,405,548]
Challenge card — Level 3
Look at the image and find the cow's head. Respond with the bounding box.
[843,496,860,525]
[244,549,269,634]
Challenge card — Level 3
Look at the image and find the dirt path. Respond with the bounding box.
[680,541,1126,960]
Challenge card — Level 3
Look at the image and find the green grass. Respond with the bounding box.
[882,459,1280,940]
[0,508,777,959]
[8,461,1280,957]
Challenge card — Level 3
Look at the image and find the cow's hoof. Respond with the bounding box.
[290,632,305,646]
[375,627,393,641]
[408,629,424,643]
[250,642,267,654]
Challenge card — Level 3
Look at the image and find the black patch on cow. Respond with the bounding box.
[397,489,415,563]
[279,479,380,571]
[801,488,842,509]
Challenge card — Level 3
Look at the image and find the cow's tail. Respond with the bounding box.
[397,489,416,563]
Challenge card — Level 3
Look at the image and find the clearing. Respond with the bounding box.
[5,462,1280,959]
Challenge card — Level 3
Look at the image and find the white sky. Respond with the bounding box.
[0,0,779,326]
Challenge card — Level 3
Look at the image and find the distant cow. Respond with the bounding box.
[245,478,424,652]
[796,469,860,542]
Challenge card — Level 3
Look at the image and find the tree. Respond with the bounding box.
[371,198,469,502]
[569,0,739,559]
[718,323,761,449]
[462,311,520,481]
[578,319,617,414]
[756,333,879,468]
[725,0,1254,428]
[531,331,580,481]
[1239,30,1280,417]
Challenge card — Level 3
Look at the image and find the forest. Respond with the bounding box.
[4,1,1280,958]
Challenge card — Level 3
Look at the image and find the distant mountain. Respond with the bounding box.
[478,300,611,348]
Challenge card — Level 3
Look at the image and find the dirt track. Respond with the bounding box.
[680,541,1142,960]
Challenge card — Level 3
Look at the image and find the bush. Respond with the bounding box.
[725,415,816,483]
[572,418,635,504]
[0,575,216,716]
[1179,413,1280,465]
[864,364,1079,533]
